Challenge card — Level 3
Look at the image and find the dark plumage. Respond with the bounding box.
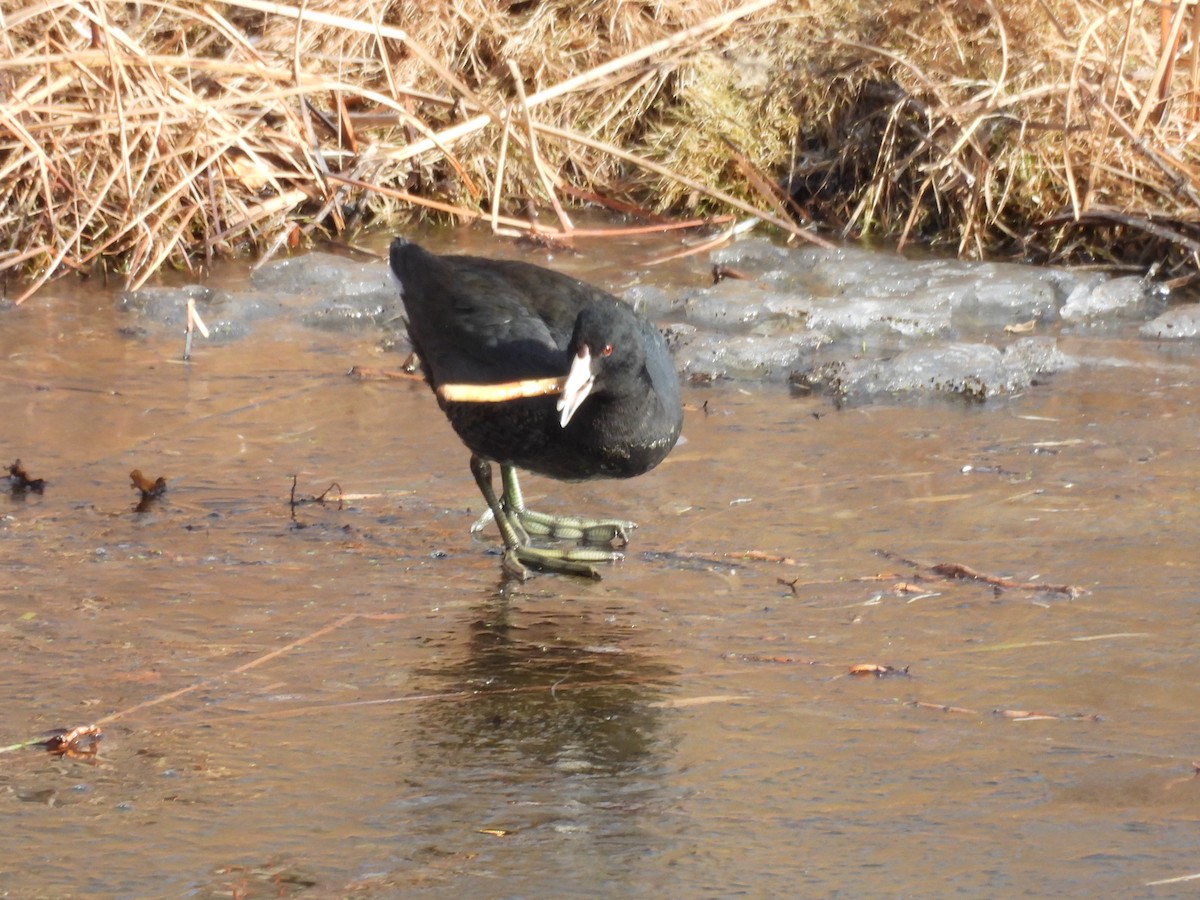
[390,237,682,578]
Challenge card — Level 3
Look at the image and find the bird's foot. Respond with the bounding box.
[471,506,635,546]
[502,544,624,581]
[512,508,636,545]
[470,459,631,579]
[469,507,497,534]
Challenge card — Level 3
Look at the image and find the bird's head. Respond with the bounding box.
[557,306,643,428]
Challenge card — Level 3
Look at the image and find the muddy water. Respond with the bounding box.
[3,246,1200,899]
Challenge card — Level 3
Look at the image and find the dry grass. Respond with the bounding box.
[785,0,1200,278]
[2,0,1199,302]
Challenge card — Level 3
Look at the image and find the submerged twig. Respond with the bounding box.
[288,475,344,520]
[877,550,1084,597]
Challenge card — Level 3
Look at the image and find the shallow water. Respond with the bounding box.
[3,237,1200,899]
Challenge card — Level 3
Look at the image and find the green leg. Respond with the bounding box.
[469,456,625,580]
[500,464,635,545]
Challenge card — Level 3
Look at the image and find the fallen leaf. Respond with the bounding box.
[1004,319,1037,334]
[850,663,910,678]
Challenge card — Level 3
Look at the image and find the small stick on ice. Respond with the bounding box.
[184,297,210,360]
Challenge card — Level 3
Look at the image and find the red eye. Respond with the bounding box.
[601,343,613,357]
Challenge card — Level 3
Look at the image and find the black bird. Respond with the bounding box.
[389,238,683,579]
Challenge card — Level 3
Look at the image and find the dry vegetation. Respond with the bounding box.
[1,0,1199,302]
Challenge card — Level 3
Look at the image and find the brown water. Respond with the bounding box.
[3,248,1200,899]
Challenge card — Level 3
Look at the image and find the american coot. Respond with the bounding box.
[390,238,683,579]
